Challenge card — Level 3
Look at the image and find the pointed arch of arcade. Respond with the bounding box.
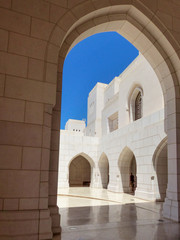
[68,152,95,187]
[68,152,95,168]
[118,146,137,193]
[98,152,109,189]
[152,137,168,202]
[45,1,180,225]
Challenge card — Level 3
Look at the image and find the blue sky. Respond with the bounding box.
[61,32,139,129]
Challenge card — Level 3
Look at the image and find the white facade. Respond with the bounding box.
[58,54,167,201]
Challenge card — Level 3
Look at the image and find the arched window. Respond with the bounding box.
[135,92,142,120]
[129,87,143,122]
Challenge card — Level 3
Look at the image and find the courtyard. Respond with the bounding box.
[54,188,180,240]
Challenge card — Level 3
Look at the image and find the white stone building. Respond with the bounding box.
[58,53,167,201]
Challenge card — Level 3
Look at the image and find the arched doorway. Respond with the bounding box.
[118,147,137,194]
[1,1,180,238]
[47,1,180,223]
[153,138,168,201]
[98,153,109,189]
[69,155,91,187]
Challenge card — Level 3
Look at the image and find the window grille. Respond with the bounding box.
[135,92,142,120]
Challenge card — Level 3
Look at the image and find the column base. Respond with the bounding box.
[108,183,123,192]
[91,182,103,188]
[163,197,180,221]
[134,188,156,201]
[49,205,61,234]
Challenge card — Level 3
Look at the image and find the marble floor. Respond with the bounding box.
[54,187,180,240]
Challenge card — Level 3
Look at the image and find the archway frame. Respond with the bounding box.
[46,2,180,223]
[118,146,137,193]
[68,153,94,187]
[68,152,95,186]
[68,152,95,168]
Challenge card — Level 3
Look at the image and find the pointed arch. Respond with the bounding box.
[46,1,180,222]
[118,146,137,193]
[68,152,95,187]
[68,152,95,168]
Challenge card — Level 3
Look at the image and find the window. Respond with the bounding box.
[135,92,142,120]
[129,87,143,122]
[108,112,118,132]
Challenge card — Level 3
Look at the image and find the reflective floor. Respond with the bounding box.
[54,187,180,240]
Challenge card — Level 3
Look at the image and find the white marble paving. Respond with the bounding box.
[54,188,180,240]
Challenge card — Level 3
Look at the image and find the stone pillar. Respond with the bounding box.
[163,96,180,221]
[48,76,61,234]
[0,101,53,239]
[0,2,60,238]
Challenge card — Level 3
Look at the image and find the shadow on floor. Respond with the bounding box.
[58,201,180,240]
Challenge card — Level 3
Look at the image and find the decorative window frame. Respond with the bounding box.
[129,87,143,122]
